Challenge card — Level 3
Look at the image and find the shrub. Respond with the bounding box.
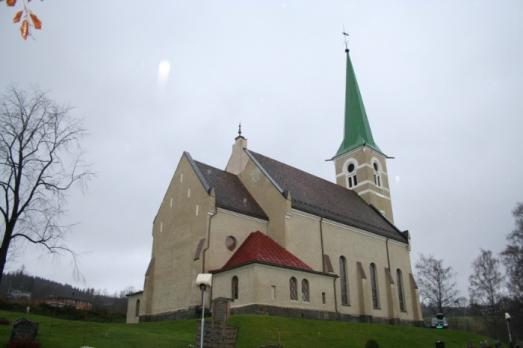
[365,339,379,348]
[6,340,41,348]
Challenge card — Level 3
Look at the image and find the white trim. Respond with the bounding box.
[333,146,388,161]
[216,207,269,224]
[342,158,359,173]
[336,163,388,177]
[323,219,408,247]
[289,209,407,246]
[323,219,388,242]
[357,189,391,200]
[353,180,390,192]
[289,208,322,222]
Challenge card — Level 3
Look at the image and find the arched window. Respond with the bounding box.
[231,276,239,300]
[339,256,349,305]
[289,277,298,301]
[397,269,406,312]
[135,299,140,317]
[301,279,310,302]
[345,160,358,189]
[370,263,380,309]
[372,160,381,187]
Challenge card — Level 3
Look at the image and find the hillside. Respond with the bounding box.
[0,310,501,348]
[0,271,127,313]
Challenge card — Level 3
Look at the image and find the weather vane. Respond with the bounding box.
[342,27,349,52]
[238,122,242,137]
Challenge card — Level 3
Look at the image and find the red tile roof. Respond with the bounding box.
[218,231,313,272]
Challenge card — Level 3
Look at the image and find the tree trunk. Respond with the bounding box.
[0,224,14,284]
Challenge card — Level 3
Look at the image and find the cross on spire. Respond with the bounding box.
[235,122,245,140]
[342,28,349,52]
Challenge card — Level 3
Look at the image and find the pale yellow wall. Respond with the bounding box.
[237,156,290,246]
[284,210,323,271]
[212,264,336,312]
[387,240,422,321]
[126,293,143,324]
[225,137,249,174]
[206,208,268,271]
[146,154,214,315]
[334,147,394,223]
[316,219,419,321]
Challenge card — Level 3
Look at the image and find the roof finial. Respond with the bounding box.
[235,122,245,140]
[342,27,349,53]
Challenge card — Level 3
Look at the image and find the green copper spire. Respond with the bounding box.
[335,49,382,157]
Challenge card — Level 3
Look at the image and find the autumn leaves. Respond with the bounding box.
[4,0,42,40]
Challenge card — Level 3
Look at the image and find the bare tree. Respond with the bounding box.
[502,202,523,300]
[469,249,504,307]
[415,254,458,313]
[0,87,91,282]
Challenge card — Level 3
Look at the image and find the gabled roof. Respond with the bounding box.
[194,161,268,220]
[247,150,408,243]
[217,231,313,272]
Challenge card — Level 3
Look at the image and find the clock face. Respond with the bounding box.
[225,236,237,251]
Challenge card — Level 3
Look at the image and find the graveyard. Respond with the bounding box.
[0,309,500,348]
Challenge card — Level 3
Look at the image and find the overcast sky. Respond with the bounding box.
[1,1,522,297]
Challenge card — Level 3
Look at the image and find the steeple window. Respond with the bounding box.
[345,160,358,189]
[372,160,381,187]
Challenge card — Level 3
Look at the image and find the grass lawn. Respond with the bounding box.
[0,310,500,348]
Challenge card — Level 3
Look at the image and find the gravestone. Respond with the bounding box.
[10,318,38,342]
[435,340,445,348]
[212,297,231,324]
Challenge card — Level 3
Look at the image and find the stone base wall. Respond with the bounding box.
[231,304,424,326]
[140,306,201,322]
[195,320,238,348]
[140,303,424,327]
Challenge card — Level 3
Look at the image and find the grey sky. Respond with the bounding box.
[1,1,522,296]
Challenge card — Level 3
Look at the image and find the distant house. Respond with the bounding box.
[7,290,31,301]
[45,296,93,311]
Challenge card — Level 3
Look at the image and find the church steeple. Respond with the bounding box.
[332,47,394,223]
[335,49,382,158]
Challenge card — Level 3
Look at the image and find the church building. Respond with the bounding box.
[126,48,423,324]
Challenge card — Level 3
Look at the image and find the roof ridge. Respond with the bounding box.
[248,150,346,190]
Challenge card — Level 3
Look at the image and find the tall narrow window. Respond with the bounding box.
[231,276,239,300]
[397,269,406,312]
[339,256,349,305]
[370,263,380,309]
[301,279,310,302]
[346,162,358,189]
[135,299,140,317]
[373,161,381,187]
[289,277,298,301]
